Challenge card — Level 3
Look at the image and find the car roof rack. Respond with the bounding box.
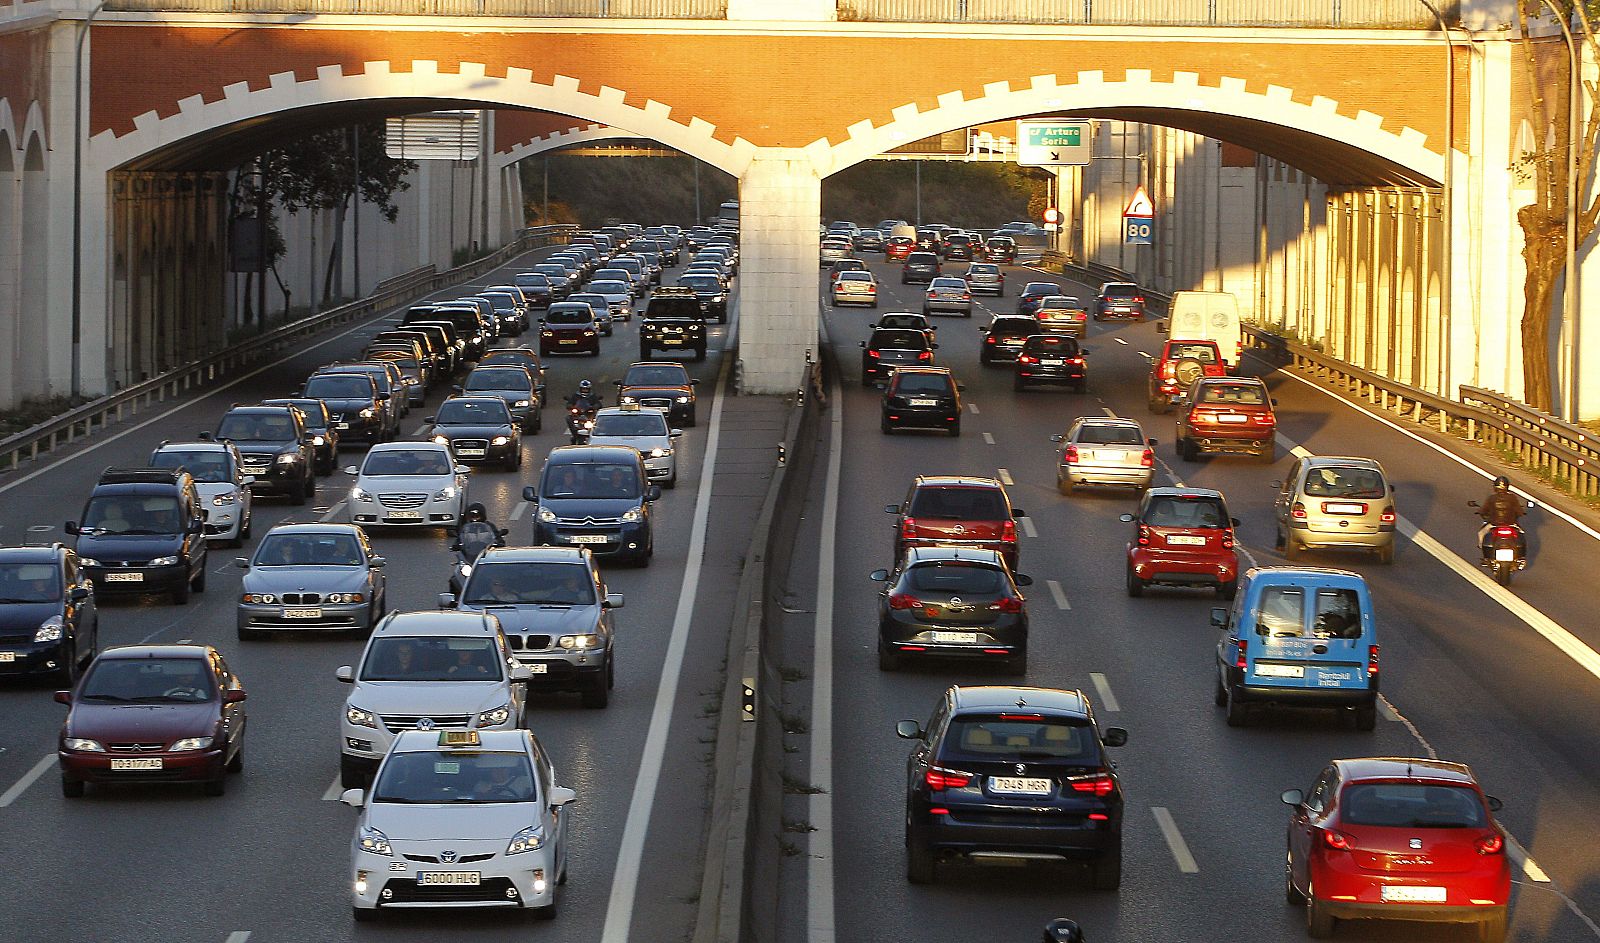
[98,466,186,485]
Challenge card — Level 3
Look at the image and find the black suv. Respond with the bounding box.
[214,405,316,503]
[0,544,98,683]
[302,371,389,445]
[672,276,729,323]
[641,293,708,361]
[1014,335,1089,393]
[901,252,942,285]
[881,366,961,436]
[981,315,1041,365]
[942,232,975,261]
[525,446,661,566]
[617,361,699,427]
[262,398,340,474]
[896,685,1128,887]
[66,467,210,604]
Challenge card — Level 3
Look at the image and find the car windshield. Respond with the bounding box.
[1142,496,1227,529]
[150,450,232,483]
[0,563,61,602]
[990,320,1038,338]
[679,275,720,291]
[1340,783,1486,829]
[305,375,373,399]
[1303,466,1387,499]
[361,636,503,681]
[569,295,608,310]
[590,281,629,295]
[372,751,538,805]
[1076,425,1143,446]
[1038,297,1080,310]
[624,365,689,387]
[1168,343,1218,363]
[593,413,669,436]
[1103,285,1140,298]
[546,306,592,325]
[79,657,213,702]
[464,370,530,393]
[362,449,453,477]
[82,495,182,534]
[541,463,641,499]
[436,400,511,424]
[534,265,567,278]
[1023,336,1079,355]
[1023,283,1061,296]
[907,254,936,264]
[217,413,295,441]
[253,532,363,567]
[878,316,927,330]
[968,265,999,276]
[930,278,965,289]
[463,562,597,606]
[1198,383,1267,406]
[944,716,1099,763]
[893,374,953,395]
[908,487,1007,520]
[906,562,1003,594]
[514,274,551,289]
[871,330,928,351]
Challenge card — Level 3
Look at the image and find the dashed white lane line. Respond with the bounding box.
[225,932,252,943]
[322,775,345,801]
[0,754,55,808]
[967,402,980,415]
[1114,337,1129,346]
[1019,515,1037,538]
[1506,833,1554,884]
[997,468,1014,486]
[1045,579,1071,610]
[1089,672,1120,711]
[982,432,996,445]
[509,500,529,522]
[1151,806,1200,874]
[318,500,348,524]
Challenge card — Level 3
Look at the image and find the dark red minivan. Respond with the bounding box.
[887,477,1026,572]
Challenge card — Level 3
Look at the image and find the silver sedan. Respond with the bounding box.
[1052,417,1157,495]
[236,523,387,639]
[921,276,974,317]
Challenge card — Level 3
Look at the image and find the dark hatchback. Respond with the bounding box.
[214,405,316,503]
[901,252,942,285]
[861,328,935,386]
[871,547,1031,674]
[1014,334,1089,392]
[941,232,976,261]
[427,396,521,471]
[1094,282,1146,320]
[1016,281,1064,318]
[0,545,97,683]
[525,446,661,566]
[896,685,1128,887]
[881,366,962,436]
[980,236,1018,263]
[980,316,1040,365]
[302,371,389,445]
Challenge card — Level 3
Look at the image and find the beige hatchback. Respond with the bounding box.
[1272,456,1397,563]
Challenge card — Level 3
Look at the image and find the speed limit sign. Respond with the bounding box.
[1042,207,1062,225]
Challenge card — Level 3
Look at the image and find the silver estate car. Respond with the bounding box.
[1273,455,1397,563]
[1052,418,1157,495]
[236,523,387,639]
[921,276,974,318]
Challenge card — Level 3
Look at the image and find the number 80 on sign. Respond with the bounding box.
[1124,216,1154,246]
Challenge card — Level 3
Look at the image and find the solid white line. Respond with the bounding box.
[1019,515,1037,538]
[318,500,348,524]
[1377,698,1402,722]
[600,353,730,943]
[322,775,345,801]
[809,368,844,943]
[982,432,996,445]
[0,754,55,808]
[1089,672,1120,711]
[1151,806,1200,873]
[1046,579,1071,610]
[967,403,980,415]
[997,468,1014,486]
[1114,337,1128,346]
[225,932,252,943]
[509,500,529,522]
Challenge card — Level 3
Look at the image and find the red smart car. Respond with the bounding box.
[1121,487,1240,598]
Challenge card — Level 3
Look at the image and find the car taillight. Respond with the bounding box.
[900,517,917,539]
[1367,644,1380,677]
[991,596,1023,614]
[1235,639,1247,669]
[985,335,997,344]
[1136,524,1151,546]
[1067,357,1084,365]
[1161,362,1176,379]
[1322,829,1352,851]
[1493,526,1518,538]
[1140,448,1154,468]
[1133,296,1144,304]
[1222,530,1235,550]
[888,593,924,610]
[927,291,937,300]
[1254,413,1275,425]
[1380,507,1396,524]
[917,351,931,361]
[868,349,881,358]
[1002,520,1017,542]
[1019,355,1037,364]
[960,293,971,301]
[1477,833,1504,855]
[1063,445,1079,464]
[1070,774,1115,797]
[1291,502,1307,520]
[925,767,971,790]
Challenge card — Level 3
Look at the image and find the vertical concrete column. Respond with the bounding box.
[1458,39,1518,398]
[736,151,821,395]
[0,146,18,408]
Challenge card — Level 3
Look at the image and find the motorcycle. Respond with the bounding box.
[1467,499,1531,586]
[566,404,598,444]
[447,519,508,598]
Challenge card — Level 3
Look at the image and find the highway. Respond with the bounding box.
[0,246,759,942]
[777,257,1600,942]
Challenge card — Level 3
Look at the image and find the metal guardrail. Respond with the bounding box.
[0,224,575,474]
[1460,387,1600,499]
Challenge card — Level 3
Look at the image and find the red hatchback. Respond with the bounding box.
[56,644,247,797]
[887,477,1026,572]
[1121,487,1240,598]
[1283,758,1510,942]
[885,235,916,261]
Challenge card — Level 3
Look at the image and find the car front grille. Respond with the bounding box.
[109,742,166,753]
[451,439,489,453]
[378,493,428,510]
[507,634,554,651]
[402,853,495,864]
[381,877,516,905]
[280,592,322,605]
[380,714,471,731]
[557,516,623,525]
[638,398,673,410]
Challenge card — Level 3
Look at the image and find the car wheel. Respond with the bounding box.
[61,777,85,799]
[1005,653,1027,677]
[664,474,677,490]
[877,639,900,672]
[640,348,650,360]
[1259,445,1277,465]
[1216,579,1238,600]
[1179,438,1198,463]
[1059,475,1075,496]
[304,472,316,499]
[1305,880,1335,938]
[1353,704,1378,731]
[1073,380,1087,394]
[1376,542,1395,565]
[906,827,936,884]
[1214,674,1228,707]
[171,578,190,606]
[694,348,707,362]
[290,481,307,506]
[1273,526,1286,550]
[352,907,377,923]
[340,755,370,790]
[237,624,265,642]
[192,564,206,593]
[861,373,874,388]
[949,418,960,438]
[1284,534,1302,560]
[533,890,558,921]
[55,641,80,686]
[1224,685,1249,727]
[1013,376,1026,392]
[226,746,244,774]
[1125,567,1144,598]
[202,773,226,797]
[1149,397,1170,415]
[1091,844,1122,890]
[1477,911,1507,943]
[880,417,893,436]
[581,665,610,709]
[1284,848,1307,904]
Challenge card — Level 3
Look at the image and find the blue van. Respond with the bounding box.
[1212,566,1378,730]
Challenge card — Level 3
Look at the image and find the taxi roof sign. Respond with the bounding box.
[620,402,641,411]
[439,730,481,747]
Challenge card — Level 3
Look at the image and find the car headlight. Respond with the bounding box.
[35,617,64,643]
[514,400,531,408]
[537,506,558,523]
[433,486,459,502]
[351,487,374,503]
[432,435,450,445]
[490,435,511,446]
[311,435,326,446]
[326,593,365,604]
[276,453,298,464]
[170,736,214,752]
[506,825,546,855]
[675,396,691,404]
[78,558,101,567]
[64,738,104,753]
[620,508,643,523]
[358,826,392,857]
[712,294,726,303]
[346,706,377,728]
[458,563,472,579]
[648,448,670,458]
[212,492,237,506]
[240,593,277,604]
[359,408,376,419]
[620,396,636,404]
[476,703,512,727]
[558,634,601,650]
[148,556,180,567]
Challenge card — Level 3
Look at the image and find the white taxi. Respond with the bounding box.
[343,729,574,921]
[586,404,681,489]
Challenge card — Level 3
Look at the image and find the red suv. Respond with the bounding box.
[1121,487,1239,598]
[1147,339,1226,414]
[1283,757,1510,942]
[1175,376,1277,464]
[887,477,1026,571]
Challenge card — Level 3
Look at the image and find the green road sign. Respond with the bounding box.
[1016,120,1092,167]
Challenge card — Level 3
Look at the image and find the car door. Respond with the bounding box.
[1289,766,1337,887]
[213,651,247,753]
[501,633,527,722]
[1274,459,1303,532]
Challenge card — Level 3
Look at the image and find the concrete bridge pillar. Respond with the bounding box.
[735,152,821,395]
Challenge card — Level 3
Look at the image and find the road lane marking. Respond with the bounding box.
[967,403,980,414]
[509,500,529,521]
[1114,337,1128,345]
[318,500,347,523]
[0,754,55,808]
[225,932,251,943]
[1019,515,1037,538]
[1045,579,1071,610]
[1089,672,1120,711]
[601,348,731,943]
[1505,833,1553,884]
[809,365,845,943]
[1151,807,1199,873]
[322,775,345,801]
[1377,698,1402,722]
[997,468,1014,485]
[982,432,995,445]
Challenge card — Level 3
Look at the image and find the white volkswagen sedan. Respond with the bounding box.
[586,404,681,488]
[343,729,574,922]
[346,442,467,529]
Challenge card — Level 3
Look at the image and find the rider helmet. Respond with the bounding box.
[1493,476,1511,491]
[461,502,488,523]
[578,379,593,395]
[1042,919,1085,943]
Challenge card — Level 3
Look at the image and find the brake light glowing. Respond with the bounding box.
[1019,355,1038,364]
[925,767,971,790]
[1235,639,1247,669]
[1136,524,1151,546]
[1063,446,1079,464]
[917,351,931,361]
[991,596,1023,614]
[927,292,937,300]
[1380,507,1396,524]
[1140,449,1154,468]
[900,517,917,539]
[1088,812,1110,821]
[1002,520,1017,542]
[1070,774,1115,796]
[868,349,881,358]
[1067,357,1085,365]
[888,593,924,610]
[1222,530,1235,550]
[1367,644,1380,677]
[998,714,1043,721]
[985,336,996,344]
[1493,527,1518,538]
[1292,502,1307,520]
[1477,834,1504,855]
[1133,296,1144,304]
[1323,829,1351,851]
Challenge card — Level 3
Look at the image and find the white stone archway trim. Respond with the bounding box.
[0,99,18,164]
[18,98,47,162]
[88,61,760,178]
[492,122,622,172]
[818,70,1448,184]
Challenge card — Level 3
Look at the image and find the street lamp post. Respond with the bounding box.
[71,0,109,399]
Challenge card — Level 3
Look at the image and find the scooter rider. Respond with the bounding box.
[1042,918,1085,942]
[565,379,603,412]
[1475,476,1526,559]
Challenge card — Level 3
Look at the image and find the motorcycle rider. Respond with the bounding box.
[1042,918,1085,942]
[565,379,603,442]
[1475,476,1526,560]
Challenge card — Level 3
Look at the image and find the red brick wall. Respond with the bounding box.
[0,28,51,143]
[493,109,597,154]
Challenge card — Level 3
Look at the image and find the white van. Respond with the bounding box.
[1163,291,1242,368]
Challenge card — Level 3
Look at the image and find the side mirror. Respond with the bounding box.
[377,392,392,401]
[339,788,366,808]
[335,666,355,683]
[344,466,360,476]
[523,486,539,502]
[1050,434,1064,443]
[437,593,456,609]
[64,521,80,535]
[69,586,90,601]
[1270,480,1283,490]
[932,344,940,350]
[189,519,206,534]
[1119,514,1136,525]
[1210,607,1228,628]
[455,466,470,476]
[869,569,891,582]
[1281,788,1305,807]
[1147,438,1158,447]
[550,786,577,807]
[1155,320,1168,334]
[241,476,257,487]
[690,379,701,386]
[1012,509,1027,518]
[370,556,386,568]
[424,416,436,423]
[1486,795,1504,812]
[670,429,683,438]
[884,504,901,514]
[497,528,509,538]
[1081,348,1091,356]
[54,690,72,705]
[859,341,867,349]
[895,720,924,740]
[1270,398,1279,406]
[603,593,625,609]
[1014,573,1034,587]
[613,379,624,387]
[956,383,965,391]
[1230,517,1241,526]
[646,485,662,502]
[223,689,248,704]
[234,558,251,569]
[510,664,533,682]
[1466,500,1480,509]
[1101,727,1128,747]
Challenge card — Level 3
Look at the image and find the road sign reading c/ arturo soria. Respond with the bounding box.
[1016,121,1092,167]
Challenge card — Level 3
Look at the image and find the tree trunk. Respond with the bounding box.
[323,197,348,306]
[1517,203,1563,411]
